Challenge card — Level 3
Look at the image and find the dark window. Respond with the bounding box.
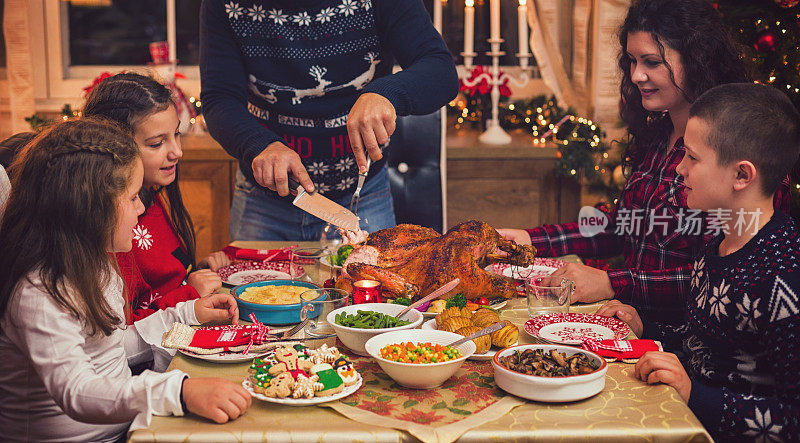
[67,0,167,65]
[176,0,201,65]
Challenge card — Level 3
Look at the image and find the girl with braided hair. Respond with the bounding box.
[0,118,250,441]
[83,73,232,322]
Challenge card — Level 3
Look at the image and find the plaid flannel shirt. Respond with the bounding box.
[527,140,790,324]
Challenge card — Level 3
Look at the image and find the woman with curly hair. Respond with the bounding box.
[499,0,790,324]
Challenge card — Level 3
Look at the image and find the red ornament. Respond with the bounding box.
[775,0,799,8]
[754,29,778,52]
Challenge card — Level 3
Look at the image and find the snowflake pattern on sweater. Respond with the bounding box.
[224,0,380,196]
[646,210,800,441]
[201,0,457,200]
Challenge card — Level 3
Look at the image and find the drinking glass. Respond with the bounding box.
[525,278,574,317]
[291,248,331,285]
[299,288,349,337]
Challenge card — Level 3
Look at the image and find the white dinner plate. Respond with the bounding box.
[178,348,273,363]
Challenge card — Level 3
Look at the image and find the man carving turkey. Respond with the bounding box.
[200,0,458,241]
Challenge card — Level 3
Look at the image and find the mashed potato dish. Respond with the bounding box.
[238,285,318,305]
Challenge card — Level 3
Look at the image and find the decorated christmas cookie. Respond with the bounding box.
[310,363,345,396]
[334,362,358,386]
[264,372,295,398]
[292,374,319,399]
[308,344,340,364]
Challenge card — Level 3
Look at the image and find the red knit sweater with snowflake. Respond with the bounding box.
[117,197,199,323]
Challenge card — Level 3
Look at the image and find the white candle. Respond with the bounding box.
[518,0,529,55]
[434,0,443,33]
[464,0,475,66]
[490,0,501,41]
[167,0,176,62]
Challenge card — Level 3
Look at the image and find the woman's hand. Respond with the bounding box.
[634,352,691,402]
[198,251,231,272]
[541,263,614,303]
[252,141,314,197]
[496,228,532,246]
[596,299,643,337]
[194,293,239,325]
[347,93,396,172]
[182,377,252,423]
[187,269,223,297]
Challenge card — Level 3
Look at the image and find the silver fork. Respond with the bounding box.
[277,318,309,340]
[349,157,371,216]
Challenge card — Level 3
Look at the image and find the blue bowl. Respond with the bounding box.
[233,280,323,325]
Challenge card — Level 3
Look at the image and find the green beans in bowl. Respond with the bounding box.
[327,303,424,356]
[335,310,412,329]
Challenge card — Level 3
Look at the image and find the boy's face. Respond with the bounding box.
[676,117,736,211]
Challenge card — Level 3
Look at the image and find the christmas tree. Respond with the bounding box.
[714,0,800,221]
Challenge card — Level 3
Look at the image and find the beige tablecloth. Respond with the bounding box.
[129,242,711,442]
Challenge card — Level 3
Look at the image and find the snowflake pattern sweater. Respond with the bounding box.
[644,210,800,441]
[200,0,458,199]
[116,197,199,323]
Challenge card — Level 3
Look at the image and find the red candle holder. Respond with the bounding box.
[352,280,382,304]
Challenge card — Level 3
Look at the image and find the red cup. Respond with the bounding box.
[352,280,382,304]
[149,41,170,64]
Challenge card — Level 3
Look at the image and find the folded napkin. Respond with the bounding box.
[581,339,662,362]
[162,314,274,354]
[222,245,296,261]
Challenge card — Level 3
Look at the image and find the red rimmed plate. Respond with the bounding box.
[489,258,568,281]
[524,313,630,345]
[217,261,304,286]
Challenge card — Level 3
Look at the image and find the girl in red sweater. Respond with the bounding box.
[83,73,231,322]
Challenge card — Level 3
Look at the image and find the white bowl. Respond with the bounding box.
[364,329,476,389]
[492,344,608,402]
[328,303,424,356]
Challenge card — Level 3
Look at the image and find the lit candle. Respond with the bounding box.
[434,0,443,33]
[518,0,529,56]
[464,0,475,68]
[352,280,383,304]
[490,0,501,41]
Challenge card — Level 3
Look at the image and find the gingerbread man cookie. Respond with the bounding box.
[264,372,295,398]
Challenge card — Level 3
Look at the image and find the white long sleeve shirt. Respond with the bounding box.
[0,271,198,442]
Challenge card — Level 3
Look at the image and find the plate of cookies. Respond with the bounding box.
[421,306,519,361]
[243,343,362,405]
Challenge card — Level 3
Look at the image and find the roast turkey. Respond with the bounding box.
[337,220,536,300]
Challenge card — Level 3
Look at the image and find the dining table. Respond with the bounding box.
[129,241,711,443]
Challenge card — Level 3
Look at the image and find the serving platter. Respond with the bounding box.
[421,300,507,318]
[421,318,516,361]
[243,374,362,405]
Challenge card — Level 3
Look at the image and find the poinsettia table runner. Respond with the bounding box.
[322,350,525,443]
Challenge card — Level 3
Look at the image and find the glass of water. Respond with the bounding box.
[525,278,574,317]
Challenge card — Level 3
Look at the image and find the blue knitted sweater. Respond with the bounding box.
[644,210,800,441]
[200,0,458,198]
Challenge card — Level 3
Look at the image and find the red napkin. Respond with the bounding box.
[581,339,661,360]
[222,245,296,261]
[188,314,270,353]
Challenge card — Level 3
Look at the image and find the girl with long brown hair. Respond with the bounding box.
[0,119,249,442]
[83,73,232,322]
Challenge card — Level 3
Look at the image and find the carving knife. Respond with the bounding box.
[288,178,360,232]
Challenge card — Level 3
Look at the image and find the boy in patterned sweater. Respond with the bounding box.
[597,83,800,441]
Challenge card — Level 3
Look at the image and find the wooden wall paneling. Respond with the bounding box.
[178,161,231,261]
